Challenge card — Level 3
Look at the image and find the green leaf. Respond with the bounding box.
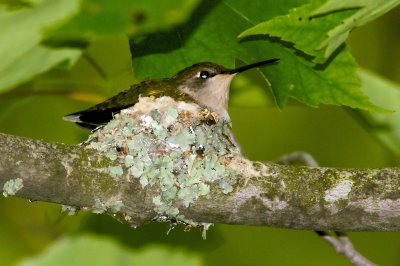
[238,0,356,62]
[0,0,81,93]
[18,235,202,266]
[312,0,400,58]
[355,69,400,155]
[130,0,380,111]
[239,0,399,61]
[47,0,200,43]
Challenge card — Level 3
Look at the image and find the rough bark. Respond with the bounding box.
[1,132,400,231]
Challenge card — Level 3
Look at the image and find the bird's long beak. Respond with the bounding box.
[222,58,279,75]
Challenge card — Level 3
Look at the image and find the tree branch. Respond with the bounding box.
[0,132,155,226]
[1,97,400,233]
[1,131,400,230]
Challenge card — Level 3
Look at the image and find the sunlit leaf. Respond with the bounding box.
[239,0,399,61]
[238,0,356,62]
[312,0,400,58]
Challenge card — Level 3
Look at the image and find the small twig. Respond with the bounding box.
[276,151,376,266]
[316,232,376,266]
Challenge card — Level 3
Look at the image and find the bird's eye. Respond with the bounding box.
[199,71,211,79]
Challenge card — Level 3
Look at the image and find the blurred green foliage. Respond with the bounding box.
[0,0,399,265]
[19,235,203,266]
[48,0,200,43]
[0,0,81,92]
[356,69,400,155]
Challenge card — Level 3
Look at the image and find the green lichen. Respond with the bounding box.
[84,97,241,230]
[88,141,103,151]
[219,180,233,194]
[92,199,106,214]
[167,128,195,147]
[150,110,161,123]
[92,197,124,214]
[161,186,178,203]
[194,127,208,147]
[61,205,77,215]
[153,195,179,216]
[108,199,124,212]
[3,178,23,197]
[165,106,179,120]
[105,150,118,161]
[130,161,145,177]
[198,183,210,196]
[201,223,213,239]
[177,185,198,207]
[104,119,120,130]
[124,155,135,167]
[108,166,124,180]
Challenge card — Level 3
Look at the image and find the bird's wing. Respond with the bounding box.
[64,80,190,131]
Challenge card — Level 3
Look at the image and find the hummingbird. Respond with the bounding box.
[64,59,279,131]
